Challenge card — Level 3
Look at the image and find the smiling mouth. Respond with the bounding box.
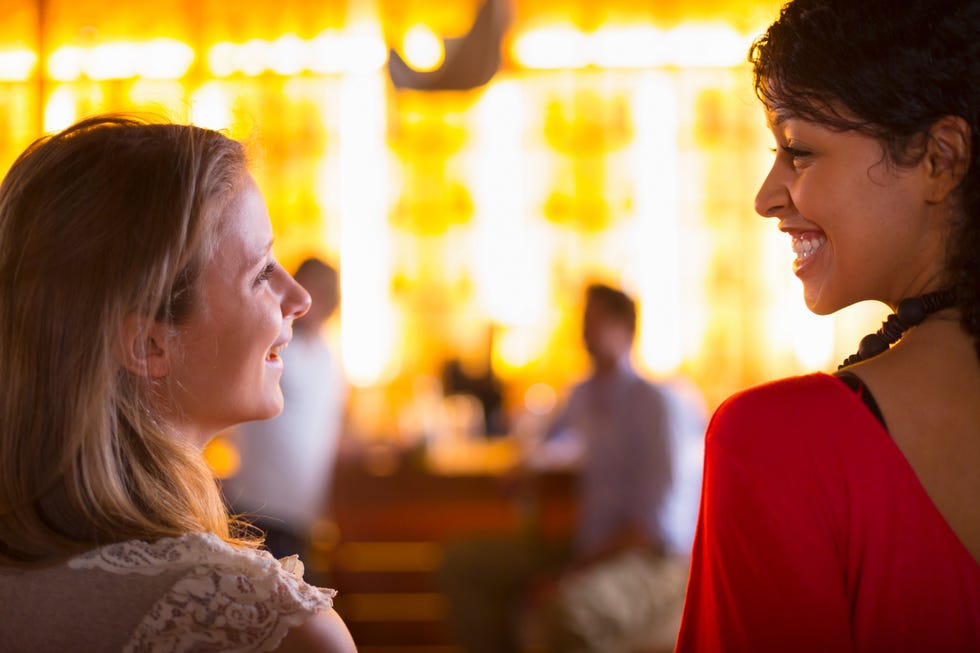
[791,232,827,270]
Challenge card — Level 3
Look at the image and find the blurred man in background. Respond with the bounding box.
[441,283,697,653]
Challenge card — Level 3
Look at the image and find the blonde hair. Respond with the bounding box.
[0,115,258,561]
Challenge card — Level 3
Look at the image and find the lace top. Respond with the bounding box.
[0,532,336,653]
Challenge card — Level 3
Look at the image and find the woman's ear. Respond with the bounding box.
[924,115,972,204]
[119,314,171,378]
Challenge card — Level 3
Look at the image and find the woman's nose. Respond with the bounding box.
[754,163,790,218]
[283,271,312,320]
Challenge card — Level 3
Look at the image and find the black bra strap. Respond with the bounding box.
[834,370,888,432]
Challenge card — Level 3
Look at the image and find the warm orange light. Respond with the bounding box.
[43,87,79,133]
[270,34,307,76]
[189,83,233,131]
[338,72,396,387]
[511,25,588,69]
[524,382,557,416]
[47,46,84,82]
[140,39,196,79]
[511,23,754,70]
[592,26,664,68]
[401,24,444,72]
[202,434,240,479]
[47,39,193,81]
[0,48,36,81]
[665,24,748,67]
[629,72,684,374]
[207,30,388,78]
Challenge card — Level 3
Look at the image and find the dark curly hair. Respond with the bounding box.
[749,0,980,360]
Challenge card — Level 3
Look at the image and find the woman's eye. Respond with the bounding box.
[781,145,811,165]
[256,262,276,284]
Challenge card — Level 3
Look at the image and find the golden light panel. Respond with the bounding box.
[512,23,755,70]
[43,87,80,133]
[338,72,396,388]
[189,83,234,131]
[470,81,546,328]
[0,48,37,81]
[626,72,685,374]
[207,30,388,77]
[46,39,194,81]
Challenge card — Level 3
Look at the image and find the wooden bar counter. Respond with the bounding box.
[314,440,577,653]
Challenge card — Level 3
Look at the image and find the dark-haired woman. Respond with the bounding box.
[676,0,980,650]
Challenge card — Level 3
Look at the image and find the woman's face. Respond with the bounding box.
[754,109,946,314]
[165,174,311,445]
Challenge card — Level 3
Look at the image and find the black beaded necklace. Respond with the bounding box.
[838,289,957,369]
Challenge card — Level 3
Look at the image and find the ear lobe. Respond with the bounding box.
[119,314,171,378]
[924,115,972,204]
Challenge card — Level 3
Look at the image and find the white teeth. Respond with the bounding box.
[791,233,827,261]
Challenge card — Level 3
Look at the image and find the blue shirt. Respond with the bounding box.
[547,361,675,557]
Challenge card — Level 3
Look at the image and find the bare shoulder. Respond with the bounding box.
[272,608,357,653]
[851,319,980,562]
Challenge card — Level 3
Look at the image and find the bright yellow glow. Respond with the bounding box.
[628,73,684,373]
[761,211,834,370]
[208,42,236,77]
[513,23,754,70]
[310,30,345,74]
[43,87,78,133]
[494,326,539,372]
[128,80,185,116]
[207,29,388,78]
[202,434,240,479]
[790,305,835,370]
[189,83,233,131]
[270,34,307,76]
[47,46,83,82]
[47,40,193,81]
[401,24,445,72]
[592,26,664,68]
[87,42,139,80]
[0,48,37,81]
[341,33,388,73]
[470,81,549,330]
[312,19,388,74]
[665,24,749,68]
[511,25,588,69]
[140,38,195,79]
[338,72,394,387]
[238,39,270,77]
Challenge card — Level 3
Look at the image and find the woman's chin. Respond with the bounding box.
[802,285,838,316]
[242,392,285,424]
[258,396,285,421]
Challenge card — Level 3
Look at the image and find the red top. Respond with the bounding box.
[675,373,980,653]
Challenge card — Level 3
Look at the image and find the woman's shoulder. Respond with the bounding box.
[706,372,870,455]
[712,373,854,427]
[719,372,845,411]
[69,532,338,652]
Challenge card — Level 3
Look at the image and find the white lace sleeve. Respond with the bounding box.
[69,532,336,653]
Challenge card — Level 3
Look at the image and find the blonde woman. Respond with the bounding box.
[0,115,356,652]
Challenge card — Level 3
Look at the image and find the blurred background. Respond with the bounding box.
[0,1,890,650]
